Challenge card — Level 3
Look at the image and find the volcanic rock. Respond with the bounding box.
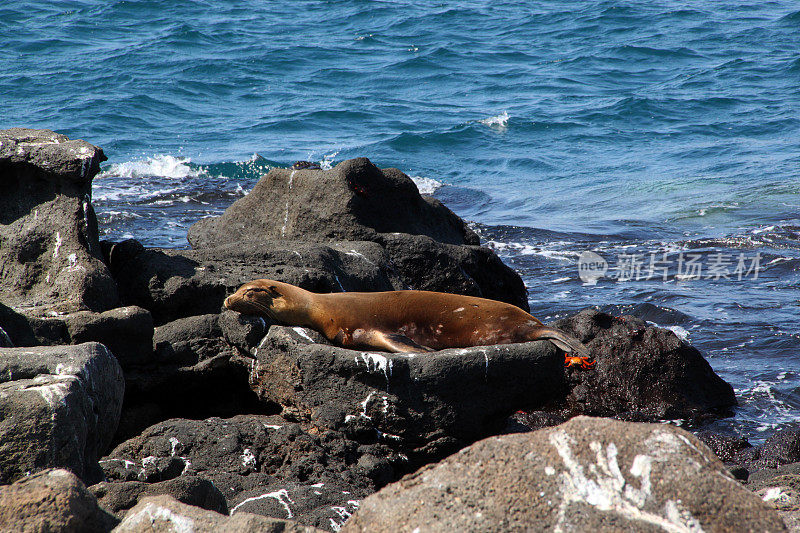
[113,495,323,532]
[187,157,478,247]
[0,468,118,533]
[544,308,736,423]
[751,474,800,531]
[0,342,124,484]
[63,306,154,368]
[153,314,225,366]
[0,127,118,315]
[377,232,529,310]
[343,417,787,532]
[114,344,263,444]
[250,325,563,463]
[104,238,403,325]
[90,476,228,519]
[752,429,800,471]
[103,415,399,530]
[219,309,272,355]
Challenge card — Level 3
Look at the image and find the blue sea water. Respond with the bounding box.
[2,1,799,441]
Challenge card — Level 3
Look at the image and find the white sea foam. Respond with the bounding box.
[320,151,339,170]
[479,111,509,130]
[666,326,689,341]
[409,175,444,195]
[485,240,580,261]
[751,225,776,235]
[97,154,202,180]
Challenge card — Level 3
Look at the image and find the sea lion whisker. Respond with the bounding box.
[240,298,277,320]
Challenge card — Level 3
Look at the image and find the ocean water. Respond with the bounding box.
[2,1,799,442]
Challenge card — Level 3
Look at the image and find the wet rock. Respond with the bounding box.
[251,325,563,463]
[113,495,324,532]
[696,431,754,463]
[0,128,118,315]
[90,476,227,519]
[343,416,786,532]
[104,415,398,530]
[541,308,737,423]
[0,343,124,484]
[752,429,800,470]
[188,157,478,248]
[153,314,225,366]
[0,468,118,533]
[64,306,154,368]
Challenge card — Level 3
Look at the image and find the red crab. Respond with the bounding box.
[564,355,596,370]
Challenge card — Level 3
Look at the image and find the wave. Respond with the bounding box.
[97,155,202,180]
[408,175,444,195]
[478,111,509,130]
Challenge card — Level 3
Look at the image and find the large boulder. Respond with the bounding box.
[343,416,787,532]
[250,325,563,463]
[188,158,478,247]
[113,495,324,532]
[750,429,800,471]
[0,342,124,484]
[0,300,155,369]
[179,157,529,313]
[0,468,118,533]
[0,128,118,315]
[103,415,401,531]
[516,308,736,424]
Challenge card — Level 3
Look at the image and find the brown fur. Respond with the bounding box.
[224,279,589,356]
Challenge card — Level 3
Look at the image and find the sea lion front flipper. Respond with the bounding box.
[352,329,434,353]
[381,333,435,353]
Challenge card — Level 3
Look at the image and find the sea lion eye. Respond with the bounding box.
[246,287,268,294]
[246,286,281,297]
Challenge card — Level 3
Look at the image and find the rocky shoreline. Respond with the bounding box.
[0,128,797,531]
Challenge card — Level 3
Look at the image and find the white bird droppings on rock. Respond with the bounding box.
[230,488,294,517]
[241,448,257,468]
[549,429,704,533]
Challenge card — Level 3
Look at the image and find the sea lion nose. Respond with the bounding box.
[223,295,232,308]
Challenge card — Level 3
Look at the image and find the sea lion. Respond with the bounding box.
[224,279,593,366]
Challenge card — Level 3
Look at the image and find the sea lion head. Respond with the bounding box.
[224,279,310,323]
